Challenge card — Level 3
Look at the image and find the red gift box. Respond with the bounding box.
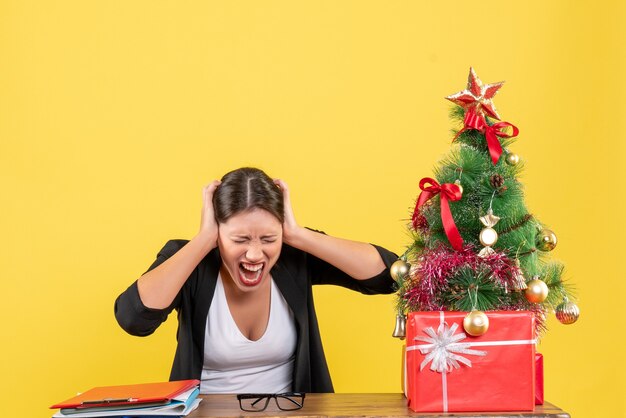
[535,353,544,405]
[406,311,536,413]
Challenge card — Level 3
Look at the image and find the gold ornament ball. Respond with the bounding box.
[463,310,490,336]
[536,229,558,252]
[524,279,549,303]
[479,227,498,247]
[454,179,464,196]
[390,260,410,282]
[555,300,580,325]
[506,153,520,166]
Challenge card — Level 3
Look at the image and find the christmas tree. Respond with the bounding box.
[392,68,579,338]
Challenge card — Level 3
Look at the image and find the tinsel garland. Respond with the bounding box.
[401,244,547,336]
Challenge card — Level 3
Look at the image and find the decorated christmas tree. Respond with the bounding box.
[392,68,579,339]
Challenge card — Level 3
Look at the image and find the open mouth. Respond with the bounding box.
[238,262,265,286]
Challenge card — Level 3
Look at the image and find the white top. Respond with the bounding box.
[200,274,297,394]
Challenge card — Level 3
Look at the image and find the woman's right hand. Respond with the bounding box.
[136,180,222,310]
[199,180,221,245]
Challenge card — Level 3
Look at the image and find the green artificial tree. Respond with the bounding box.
[392,68,579,338]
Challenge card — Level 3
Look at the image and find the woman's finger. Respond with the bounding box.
[204,180,221,194]
[203,180,221,203]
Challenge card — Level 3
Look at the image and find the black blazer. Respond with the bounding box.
[114,237,397,392]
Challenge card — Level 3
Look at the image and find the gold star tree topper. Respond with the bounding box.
[446,68,505,127]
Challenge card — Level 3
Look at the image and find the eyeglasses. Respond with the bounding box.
[237,392,306,412]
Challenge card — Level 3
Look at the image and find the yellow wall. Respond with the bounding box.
[1,1,624,416]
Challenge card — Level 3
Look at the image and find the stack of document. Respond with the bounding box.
[50,380,201,417]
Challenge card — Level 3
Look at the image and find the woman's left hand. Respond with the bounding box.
[274,179,302,245]
[274,178,386,280]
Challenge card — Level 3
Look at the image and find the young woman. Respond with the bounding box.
[115,167,397,394]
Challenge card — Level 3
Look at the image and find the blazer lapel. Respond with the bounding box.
[193,249,220,333]
[272,262,307,325]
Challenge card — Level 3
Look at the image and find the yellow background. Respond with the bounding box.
[1,1,624,417]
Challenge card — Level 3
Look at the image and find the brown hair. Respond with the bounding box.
[213,167,284,223]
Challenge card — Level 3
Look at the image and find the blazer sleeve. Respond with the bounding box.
[305,230,398,295]
[114,240,190,336]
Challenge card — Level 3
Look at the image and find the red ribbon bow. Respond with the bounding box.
[463,108,486,130]
[453,115,520,165]
[483,122,519,165]
[411,178,464,251]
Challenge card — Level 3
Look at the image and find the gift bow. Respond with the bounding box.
[412,178,463,251]
[413,322,487,373]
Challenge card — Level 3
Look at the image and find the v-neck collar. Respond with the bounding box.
[197,247,307,328]
[215,273,274,343]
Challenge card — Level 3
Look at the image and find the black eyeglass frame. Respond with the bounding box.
[237,392,306,412]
